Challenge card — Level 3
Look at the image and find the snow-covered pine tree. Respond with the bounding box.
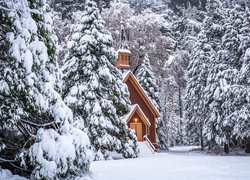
[62,0,138,160]
[185,30,215,149]
[199,0,227,150]
[236,5,250,153]
[216,3,250,153]
[0,0,91,178]
[137,54,160,110]
[157,56,184,149]
[203,0,225,52]
[202,1,250,154]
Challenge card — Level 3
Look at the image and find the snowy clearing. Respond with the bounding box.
[88,149,250,180]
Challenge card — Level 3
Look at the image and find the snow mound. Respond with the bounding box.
[169,146,200,152]
[0,169,27,180]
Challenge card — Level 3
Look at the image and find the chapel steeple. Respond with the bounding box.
[116,20,131,70]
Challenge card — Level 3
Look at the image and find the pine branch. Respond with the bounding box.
[16,121,36,140]
[0,157,18,162]
[20,119,55,128]
[0,5,14,12]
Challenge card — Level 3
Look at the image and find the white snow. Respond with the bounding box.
[169,146,200,152]
[117,49,131,54]
[167,54,175,66]
[0,169,27,180]
[89,149,250,180]
[138,141,154,154]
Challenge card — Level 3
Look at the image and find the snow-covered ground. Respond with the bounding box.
[2,147,250,180]
[0,169,27,180]
[169,145,200,152]
[88,147,250,180]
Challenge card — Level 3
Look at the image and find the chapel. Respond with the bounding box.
[116,21,160,150]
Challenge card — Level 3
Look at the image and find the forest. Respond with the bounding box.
[0,0,249,179]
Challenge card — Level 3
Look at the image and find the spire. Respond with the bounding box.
[116,19,131,70]
[119,19,128,49]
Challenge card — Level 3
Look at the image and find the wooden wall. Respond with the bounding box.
[126,79,157,147]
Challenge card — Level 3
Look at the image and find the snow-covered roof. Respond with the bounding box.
[122,71,160,118]
[119,64,130,68]
[123,104,151,126]
[117,49,131,54]
[122,70,130,80]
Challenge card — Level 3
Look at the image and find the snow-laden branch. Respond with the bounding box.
[0,5,14,11]
[20,119,55,128]
[29,8,42,15]
[18,121,36,138]
[0,157,18,162]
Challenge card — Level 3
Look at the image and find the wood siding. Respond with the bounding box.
[116,52,130,69]
[126,79,157,146]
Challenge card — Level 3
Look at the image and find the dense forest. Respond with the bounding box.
[0,0,249,179]
[50,0,250,151]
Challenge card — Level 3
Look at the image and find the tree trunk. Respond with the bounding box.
[200,128,204,150]
[224,143,229,154]
[178,86,183,144]
[245,139,250,153]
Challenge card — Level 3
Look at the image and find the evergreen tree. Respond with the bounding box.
[185,30,215,149]
[216,3,250,152]
[202,0,250,153]
[0,0,91,178]
[237,6,250,153]
[164,76,181,147]
[137,54,160,110]
[185,0,225,149]
[62,0,138,160]
[201,0,226,150]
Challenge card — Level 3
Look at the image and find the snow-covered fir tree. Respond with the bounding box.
[236,5,250,153]
[159,75,181,148]
[136,54,160,110]
[195,0,227,150]
[62,0,138,160]
[185,0,225,150]
[205,2,250,153]
[185,30,215,149]
[0,0,91,178]
[186,0,250,153]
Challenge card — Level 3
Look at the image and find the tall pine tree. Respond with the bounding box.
[0,0,91,178]
[217,3,250,153]
[201,0,226,150]
[62,0,138,160]
[185,0,225,149]
[185,31,215,149]
[137,54,160,110]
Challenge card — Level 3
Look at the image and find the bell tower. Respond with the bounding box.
[116,20,131,70]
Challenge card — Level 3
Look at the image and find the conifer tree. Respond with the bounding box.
[137,54,160,110]
[237,6,250,153]
[185,31,215,149]
[164,76,181,147]
[201,0,226,150]
[0,0,91,178]
[62,0,138,160]
[216,4,250,153]
[185,0,225,149]
[202,1,249,153]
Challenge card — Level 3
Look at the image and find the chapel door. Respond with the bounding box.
[130,123,143,141]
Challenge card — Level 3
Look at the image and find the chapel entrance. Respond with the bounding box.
[130,123,143,141]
